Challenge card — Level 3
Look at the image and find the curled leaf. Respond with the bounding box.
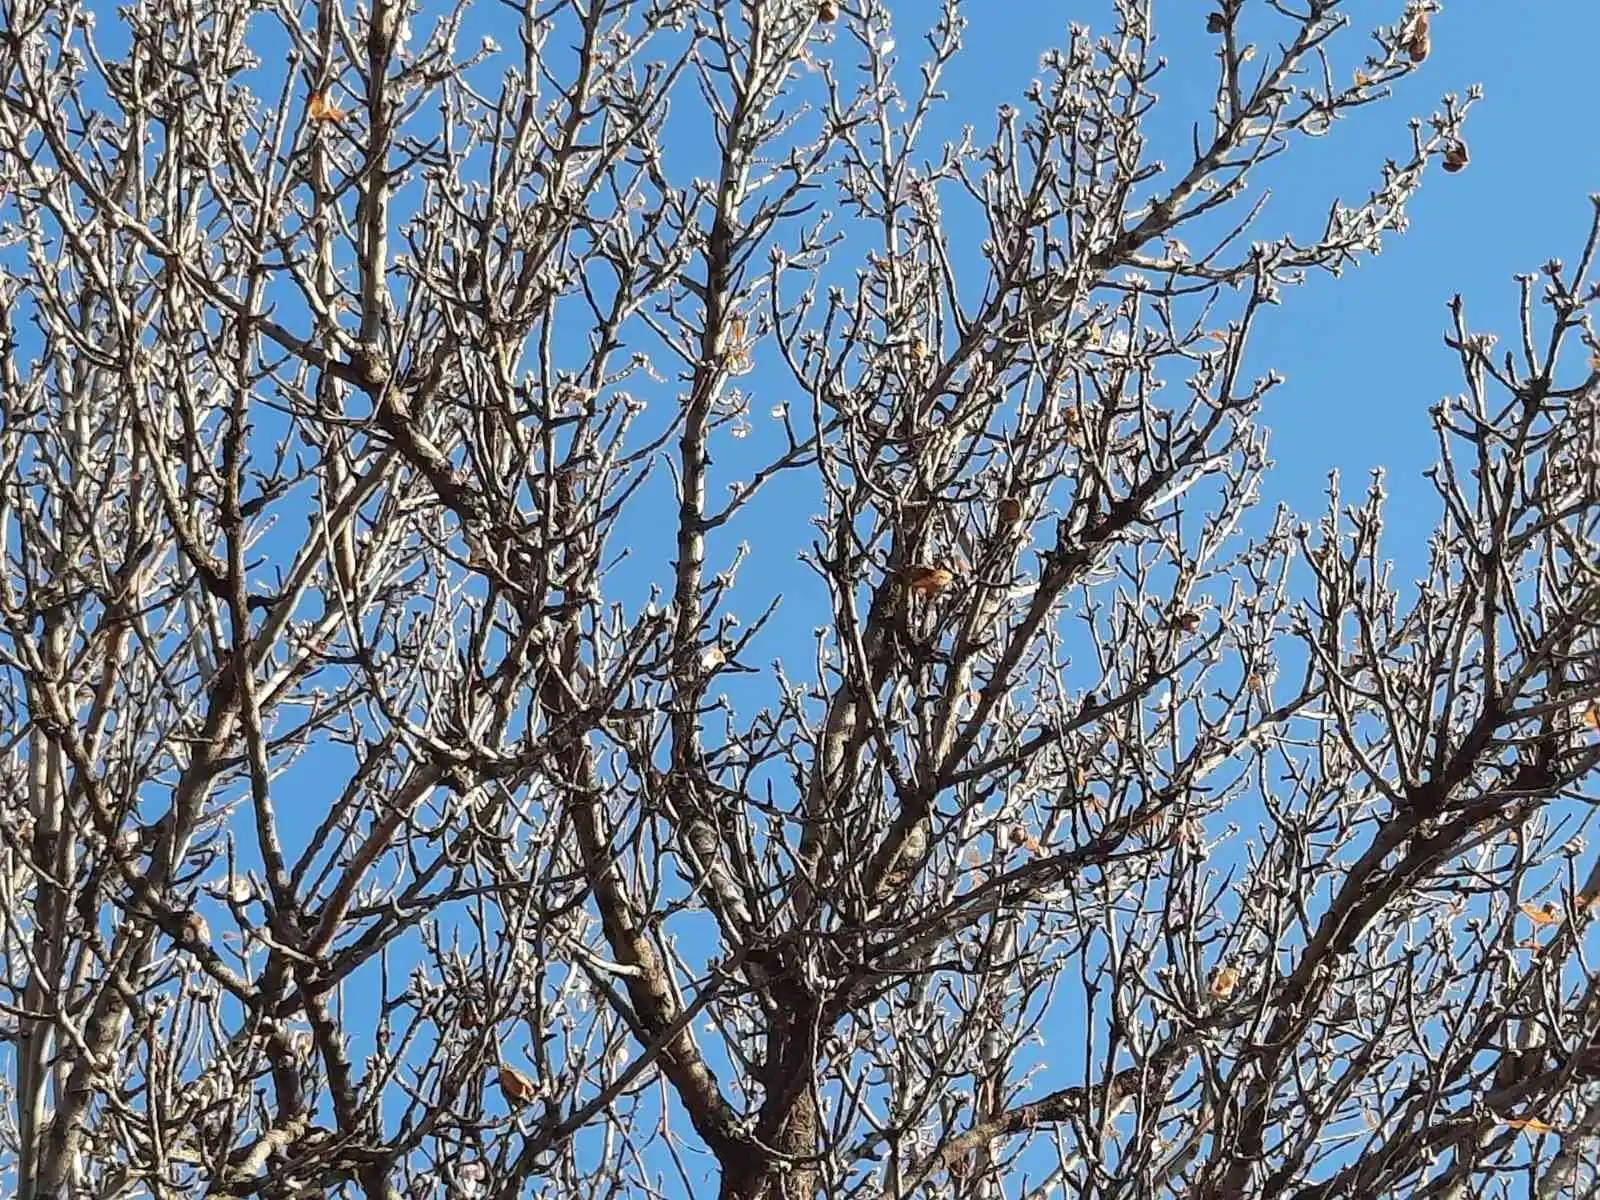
[1209,964,1239,999]
[1503,1115,1556,1136]
[308,90,347,122]
[1520,901,1562,927]
[1008,825,1042,854]
[908,565,954,595]
[1402,11,1430,62]
[1064,405,1087,447]
[498,1063,538,1106]
[723,314,754,375]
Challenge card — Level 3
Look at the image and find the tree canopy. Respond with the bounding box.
[1,1,1599,1197]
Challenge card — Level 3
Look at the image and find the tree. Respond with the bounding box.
[1,0,1598,1196]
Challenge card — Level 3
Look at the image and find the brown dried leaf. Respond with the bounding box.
[308,90,347,122]
[1403,12,1430,62]
[182,911,210,945]
[908,565,954,595]
[1520,901,1562,927]
[1504,1115,1557,1136]
[498,1063,538,1106]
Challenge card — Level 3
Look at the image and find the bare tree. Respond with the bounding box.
[1,0,1598,1196]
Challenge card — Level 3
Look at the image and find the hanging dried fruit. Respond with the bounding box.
[1441,139,1470,173]
[908,565,954,595]
[998,496,1023,525]
[818,0,838,20]
[1205,12,1226,34]
[1175,610,1202,635]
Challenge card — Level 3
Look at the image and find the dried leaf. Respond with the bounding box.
[998,496,1023,525]
[908,565,954,595]
[1582,702,1600,731]
[1205,12,1226,34]
[1504,1115,1557,1136]
[1008,825,1042,854]
[1209,964,1239,999]
[723,315,754,376]
[1064,406,1086,447]
[182,911,210,945]
[818,0,838,20]
[1442,139,1470,173]
[308,90,347,122]
[1520,901,1562,927]
[1175,610,1202,635]
[498,1063,538,1106]
[1403,12,1430,62]
[1353,69,1372,87]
